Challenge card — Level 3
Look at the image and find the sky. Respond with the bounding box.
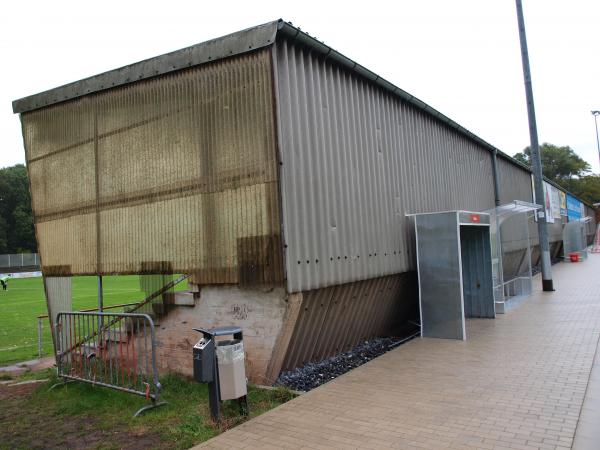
[1,0,599,172]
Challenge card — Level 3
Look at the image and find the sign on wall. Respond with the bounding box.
[550,185,561,220]
[566,194,582,221]
[543,181,555,223]
[531,176,566,223]
[559,191,568,216]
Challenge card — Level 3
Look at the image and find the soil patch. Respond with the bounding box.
[0,382,166,450]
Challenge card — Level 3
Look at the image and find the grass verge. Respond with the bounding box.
[0,370,295,449]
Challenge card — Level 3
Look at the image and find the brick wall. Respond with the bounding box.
[153,285,291,384]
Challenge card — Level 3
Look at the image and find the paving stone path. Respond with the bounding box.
[196,254,600,449]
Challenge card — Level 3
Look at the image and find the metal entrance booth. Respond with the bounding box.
[484,201,541,313]
[412,211,495,340]
[563,217,592,262]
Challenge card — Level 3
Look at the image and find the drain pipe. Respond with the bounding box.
[492,149,501,207]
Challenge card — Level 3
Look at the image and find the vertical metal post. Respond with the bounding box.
[98,276,104,312]
[208,354,222,422]
[592,111,600,169]
[492,149,502,207]
[515,0,554,291]
[37,317,43,358]
[98,276,104,334]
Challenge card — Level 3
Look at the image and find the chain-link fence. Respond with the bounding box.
[0,253,40,271]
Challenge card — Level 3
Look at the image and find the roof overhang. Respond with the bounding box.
[7,18,533,176]
[11,19,594,210]
[11,20,281,114]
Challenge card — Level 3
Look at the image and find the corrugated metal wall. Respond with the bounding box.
[274,40,496,293]
[496,157,537,257]
[496,156,566,252]
[280,272,417,371]
[21,49,283,284]
[497,156,532,205]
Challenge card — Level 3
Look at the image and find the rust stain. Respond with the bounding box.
[21,49,282,281]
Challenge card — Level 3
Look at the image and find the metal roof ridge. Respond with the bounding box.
[12,19,282,114]
[11,19,595,209]
[275,21,595,209]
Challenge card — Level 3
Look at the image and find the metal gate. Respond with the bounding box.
[55,312,165,416]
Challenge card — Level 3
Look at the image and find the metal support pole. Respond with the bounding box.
[515,0,554,291]
[592,111,600,169]
[37,317,43,358]
[98,276,104,312]
[98,275,104,332]
[208,355,222,423]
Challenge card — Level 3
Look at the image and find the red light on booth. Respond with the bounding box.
[470,214,480,223]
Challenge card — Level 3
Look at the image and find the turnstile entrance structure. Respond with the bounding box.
[563,217,592,262]
[484,201,541,314]
[411,211,495,340]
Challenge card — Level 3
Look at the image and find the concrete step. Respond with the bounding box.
[164,291,197,306]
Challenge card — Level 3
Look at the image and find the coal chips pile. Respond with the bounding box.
[276,336,413,392]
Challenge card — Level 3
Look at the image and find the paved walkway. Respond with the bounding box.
[197,254,600,450]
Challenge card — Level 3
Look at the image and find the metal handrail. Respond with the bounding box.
[37,302,141,319]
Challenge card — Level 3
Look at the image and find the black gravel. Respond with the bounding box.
[276,335,418,392]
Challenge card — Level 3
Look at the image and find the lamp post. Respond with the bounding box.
[592,111,600,169]
[515,0,553,291]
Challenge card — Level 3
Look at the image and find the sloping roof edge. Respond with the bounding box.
[11,20,281,114]
[12,19,595,208]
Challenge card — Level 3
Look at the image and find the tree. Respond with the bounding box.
[0,216,8,254]
[562,175,600,206]
[513,143,600,205]
[0,164,37,253]
[513,143,590,184]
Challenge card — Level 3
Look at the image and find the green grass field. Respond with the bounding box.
[0,275,183,366]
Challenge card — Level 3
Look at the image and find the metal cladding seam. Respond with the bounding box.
[274,39,496,293]
[21,49,283,283]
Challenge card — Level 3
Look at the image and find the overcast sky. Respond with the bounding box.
[1,0,599,172]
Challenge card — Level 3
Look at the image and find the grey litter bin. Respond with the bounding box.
[216,339,247,400]
[192,326,249,422]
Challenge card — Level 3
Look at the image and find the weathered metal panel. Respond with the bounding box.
[496,156,533,205]
[13,21,281,114]
[496,157,537,253]
[496,156,567,254]
[280,272,417,372]
[21,49,283,283]
[274,39,496,293]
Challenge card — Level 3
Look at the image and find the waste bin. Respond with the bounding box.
[192,326,249,422]
[216,339,247,400]
[193,335,215,383]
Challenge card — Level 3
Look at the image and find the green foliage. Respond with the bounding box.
[0,164,36,253]
[513,143,599,204]
[0,216,8,254]
[562,175,600,205]
[513,143,591,183]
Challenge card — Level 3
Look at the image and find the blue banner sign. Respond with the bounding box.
[566,194,582,221]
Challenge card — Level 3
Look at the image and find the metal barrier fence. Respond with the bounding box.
[36,302,140,358]
[0,253,39,270]
[54,311,165,416]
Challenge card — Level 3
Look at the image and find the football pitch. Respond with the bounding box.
[0,275,170,366]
